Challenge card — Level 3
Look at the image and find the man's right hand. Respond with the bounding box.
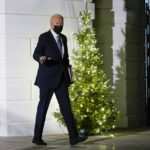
[40,56,52,63]
[40,56,46,63]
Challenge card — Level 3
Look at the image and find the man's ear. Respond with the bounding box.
[50,23,54,29]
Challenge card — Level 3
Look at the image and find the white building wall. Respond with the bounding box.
[0,0,94,136]
[112,0,128,127]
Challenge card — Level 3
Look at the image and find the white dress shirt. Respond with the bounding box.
[50,29,64,58]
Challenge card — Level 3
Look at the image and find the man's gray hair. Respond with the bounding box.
[50,14,64,24]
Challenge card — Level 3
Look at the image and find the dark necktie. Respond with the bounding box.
[56,36,62,57]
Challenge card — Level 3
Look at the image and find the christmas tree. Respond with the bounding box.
[53,10,119,135]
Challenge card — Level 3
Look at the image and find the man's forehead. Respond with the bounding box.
[53,16,63,21]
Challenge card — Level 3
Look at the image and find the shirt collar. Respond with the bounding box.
[50,29,60,38]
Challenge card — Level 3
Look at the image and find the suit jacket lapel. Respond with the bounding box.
[60,34,67,59]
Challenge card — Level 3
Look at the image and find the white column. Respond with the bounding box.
[0,0,7,136]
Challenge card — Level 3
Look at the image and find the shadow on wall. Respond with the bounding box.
[113,29,126,126]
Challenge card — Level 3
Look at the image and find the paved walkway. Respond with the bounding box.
[0,127,150,150]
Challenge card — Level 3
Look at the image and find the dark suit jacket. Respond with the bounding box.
[33,30,70,88]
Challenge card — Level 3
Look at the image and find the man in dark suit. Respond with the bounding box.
[32,14,87,145]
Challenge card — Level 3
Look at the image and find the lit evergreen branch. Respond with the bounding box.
[85,0,88,13]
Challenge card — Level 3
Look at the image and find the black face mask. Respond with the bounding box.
[54,25,63,34]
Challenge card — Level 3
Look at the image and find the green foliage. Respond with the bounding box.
[53,10,120,135]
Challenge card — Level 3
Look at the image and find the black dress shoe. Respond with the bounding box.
[32,138,47,145]
[70,136,88,145]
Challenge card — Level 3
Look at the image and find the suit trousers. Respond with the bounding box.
[33,75,78,140]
